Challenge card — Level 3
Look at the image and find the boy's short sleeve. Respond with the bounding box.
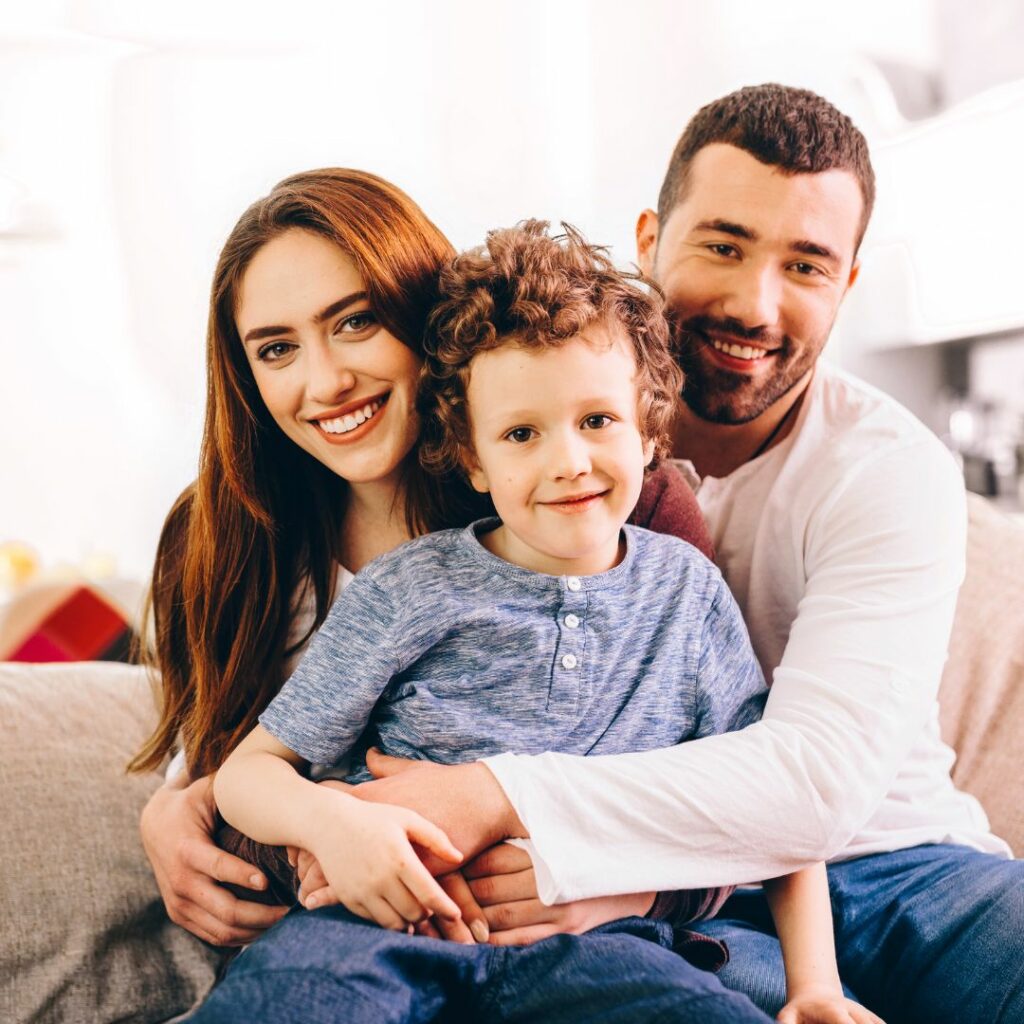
[258,570,407,764]
[693,576,767,737]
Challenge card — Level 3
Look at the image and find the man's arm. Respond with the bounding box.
[378,439,965,903]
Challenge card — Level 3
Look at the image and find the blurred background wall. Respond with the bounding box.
[2,0,1023,585]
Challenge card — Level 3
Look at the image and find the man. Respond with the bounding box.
[363,85,1021,1023]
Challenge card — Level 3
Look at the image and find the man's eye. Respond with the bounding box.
[791,262,820,276]
[506,427,535,444]
[257,341,295,362]
[582,415,612,430]
[709,243,738,258]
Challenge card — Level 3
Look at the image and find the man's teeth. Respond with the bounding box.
[319,399,383,435]
[712,339,768,360]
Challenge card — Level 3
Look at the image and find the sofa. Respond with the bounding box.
[1,495,1021,1024]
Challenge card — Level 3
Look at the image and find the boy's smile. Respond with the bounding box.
[464,326,654,577]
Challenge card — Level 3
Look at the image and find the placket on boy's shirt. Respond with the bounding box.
[546,573,589,717]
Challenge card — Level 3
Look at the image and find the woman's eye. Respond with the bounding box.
[582,414,612,430]
[506,427,535,444]
[256,341,295,362]
[337,311,377,334]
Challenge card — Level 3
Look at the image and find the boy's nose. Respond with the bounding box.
[550,435,592,480]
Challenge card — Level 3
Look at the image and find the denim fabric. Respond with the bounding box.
[694,843,1024,1023]
[186,909,775,1024]
[261,519,766,781]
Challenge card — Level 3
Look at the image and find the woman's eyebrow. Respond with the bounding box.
[242,291,369,344]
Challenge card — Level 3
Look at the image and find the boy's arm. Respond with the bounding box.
[215,725,464,930]
[765,866,885,1024]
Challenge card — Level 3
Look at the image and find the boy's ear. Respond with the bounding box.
[642,436,656,466]
[462,450,490,494]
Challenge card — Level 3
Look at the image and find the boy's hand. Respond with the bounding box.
[777,988,886,1024]
[311,794,465,932]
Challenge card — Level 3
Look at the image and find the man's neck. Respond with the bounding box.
[672,371,812,480]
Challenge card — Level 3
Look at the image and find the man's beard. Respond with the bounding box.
[673,315,822,425]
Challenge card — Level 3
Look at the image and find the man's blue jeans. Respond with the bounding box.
[187,912,773,1023]
[695,843,1024,1023]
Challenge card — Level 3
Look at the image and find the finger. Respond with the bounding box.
[463,843,533,879]
[439,872,489,943]
[775,1008,797,1024]
[398,857,462,922]
[365,746,421,779]
[182,835,269,893]
[482,898,554,934]
[432,913,477,944]
[286,846,299,869]
[415,918,443,939]
[302,885,339,910]
[467,866,536,906]
[405,815,462,866]
[296,859,328,904]
[365,893,412,932]
[177,897,281,947]
[487,923,562,947]
[317,779,355,795]
[185,873,290,930]
[849,1007,885,1024]
[382,877,433,925]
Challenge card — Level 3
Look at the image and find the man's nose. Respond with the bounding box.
[720,260,781,330]
[306,340,356,404]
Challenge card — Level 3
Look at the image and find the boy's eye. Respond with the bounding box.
[582,414,613,430]
[505,427,535,444]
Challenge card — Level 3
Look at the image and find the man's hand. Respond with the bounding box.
[461,843,656,945]
[356,748,525,870]
[139,774,288,946]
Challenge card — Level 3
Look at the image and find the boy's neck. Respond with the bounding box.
[480,523,626,578]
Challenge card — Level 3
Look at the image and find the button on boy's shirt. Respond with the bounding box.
[259,518,767,781]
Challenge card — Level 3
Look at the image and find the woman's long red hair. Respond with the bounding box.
[129,169,483,778]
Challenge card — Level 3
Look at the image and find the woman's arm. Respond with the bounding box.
[215,725,464,930]
[765,866,884,1024]
[139,770,288,946]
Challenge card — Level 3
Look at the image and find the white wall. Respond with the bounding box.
[0,0,982,580]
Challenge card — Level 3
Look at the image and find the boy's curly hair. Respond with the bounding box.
[418,219,683,477]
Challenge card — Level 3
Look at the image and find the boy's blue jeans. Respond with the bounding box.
[695,843,1024,1023]
[187,912,773,1023]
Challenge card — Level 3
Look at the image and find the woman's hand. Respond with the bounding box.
[777,988,886,1024]
[139,773,288,946]
[458,843,656,946]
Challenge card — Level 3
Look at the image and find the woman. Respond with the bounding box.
[132,168,714,950]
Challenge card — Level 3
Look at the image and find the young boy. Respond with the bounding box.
[205,222,879,1024]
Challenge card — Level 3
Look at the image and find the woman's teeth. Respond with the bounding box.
[712,339,769,361]
[318,398,384,435]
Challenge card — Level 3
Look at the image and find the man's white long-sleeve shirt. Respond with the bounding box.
[485,363,1011,905]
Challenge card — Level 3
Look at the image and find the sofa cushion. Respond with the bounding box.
[939,495,1024,856]
[0,662,219,1024]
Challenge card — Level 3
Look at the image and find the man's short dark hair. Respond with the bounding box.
[657,83,876,249]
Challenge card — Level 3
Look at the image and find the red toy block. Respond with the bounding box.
[7,586,132,663]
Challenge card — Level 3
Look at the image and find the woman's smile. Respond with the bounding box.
[312,393,390,443]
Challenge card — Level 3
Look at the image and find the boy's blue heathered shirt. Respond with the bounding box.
[260,518,767,782]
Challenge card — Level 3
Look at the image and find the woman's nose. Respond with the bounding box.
[305,341,357,405]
